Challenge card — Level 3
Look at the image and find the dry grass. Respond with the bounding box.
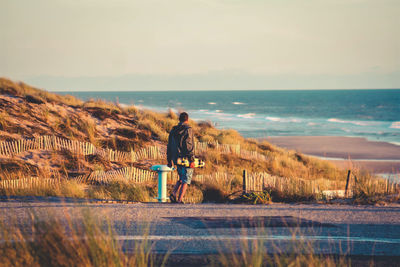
[83,99,122,114]
[0,207,354,267]
[217,228,350,267]
[0,111,9,130]
[0,77,83,106]
[0,178,87,199]
[351,171,400,204]
[77,117,98,145]
[0,209,158,267]
[87,181,153,202]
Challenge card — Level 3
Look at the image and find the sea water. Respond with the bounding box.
[61,90,400,144]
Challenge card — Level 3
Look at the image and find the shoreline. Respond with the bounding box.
[264,136,400,174]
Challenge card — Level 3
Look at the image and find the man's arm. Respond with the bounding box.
[167,132,173,165]
[185,127,195,162]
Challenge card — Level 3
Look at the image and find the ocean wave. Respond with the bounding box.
[232,102,245,105]
[204,110,228,116]
[237,113,256,119]
[390,121,400,129]
[265,116,301,123]
[208,102,216,105]
[389,141,400,146]
[327,118,370,126]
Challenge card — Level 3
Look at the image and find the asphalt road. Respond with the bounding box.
[2,197,400,257]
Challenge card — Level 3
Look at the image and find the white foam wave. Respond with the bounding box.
[204,111,228,116]
[137,100,143,103]
[265,116,280,122]
[327,118,370,126]
[208,102,216,105]
[390,121,400,129]
[265,116,301,123]
[232,102,245,105]
[237,113,256,119]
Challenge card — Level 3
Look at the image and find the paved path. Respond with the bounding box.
[2,198,400,256]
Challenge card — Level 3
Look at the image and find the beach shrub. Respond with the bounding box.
[242,191,272,204]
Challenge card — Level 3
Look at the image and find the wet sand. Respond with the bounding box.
[264,136,400,173]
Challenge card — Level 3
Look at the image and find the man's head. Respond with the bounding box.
[179,112,189,123]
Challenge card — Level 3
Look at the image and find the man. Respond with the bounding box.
[167,112,195,204]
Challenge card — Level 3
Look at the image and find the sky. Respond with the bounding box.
[1,0,399,91]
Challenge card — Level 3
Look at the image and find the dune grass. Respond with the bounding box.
[0,77,83,107]
[216,225,352,267]
[87,181,154,202]
[0,209,158,267]
[0,178,87,199]
[1,208,357,267]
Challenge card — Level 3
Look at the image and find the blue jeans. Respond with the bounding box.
[177,165,194,185]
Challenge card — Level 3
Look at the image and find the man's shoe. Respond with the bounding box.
[177,200,185,204]
[169,194,177,203]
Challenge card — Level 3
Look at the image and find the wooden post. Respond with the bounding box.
[243,170,247,194]
[344,170,351,197]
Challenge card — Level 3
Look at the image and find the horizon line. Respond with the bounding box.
[52,88,400,93]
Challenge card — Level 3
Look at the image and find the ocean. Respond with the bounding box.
[61,90,400,145]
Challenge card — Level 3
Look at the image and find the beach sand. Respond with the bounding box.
[265,136,400,173]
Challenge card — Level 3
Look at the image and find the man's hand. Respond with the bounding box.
[167,162,173,168]
[189,162,195,168]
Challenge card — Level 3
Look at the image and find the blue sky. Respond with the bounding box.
[1,0,399,91]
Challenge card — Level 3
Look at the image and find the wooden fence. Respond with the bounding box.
[0,136,163,162]
[75,166,156,184]
[0,177,60,190]
[243,170,400,197]
[243,171,323,194]
[0,136,268,164]
[195,141,268,161]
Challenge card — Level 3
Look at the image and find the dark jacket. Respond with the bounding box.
[167,122,194,164]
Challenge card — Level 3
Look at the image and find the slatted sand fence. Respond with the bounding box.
[0,137,269,164]
[95,145,164,162]
[239,149,268,161]
[76,166,156,185]
[0,136,164,162]
[0,136,95,156]
[243,172,342,195]
[195,141,268,161]
[349,173,400,196]
[0,177,61,190]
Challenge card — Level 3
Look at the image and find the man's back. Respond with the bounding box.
[167,122,194,164]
